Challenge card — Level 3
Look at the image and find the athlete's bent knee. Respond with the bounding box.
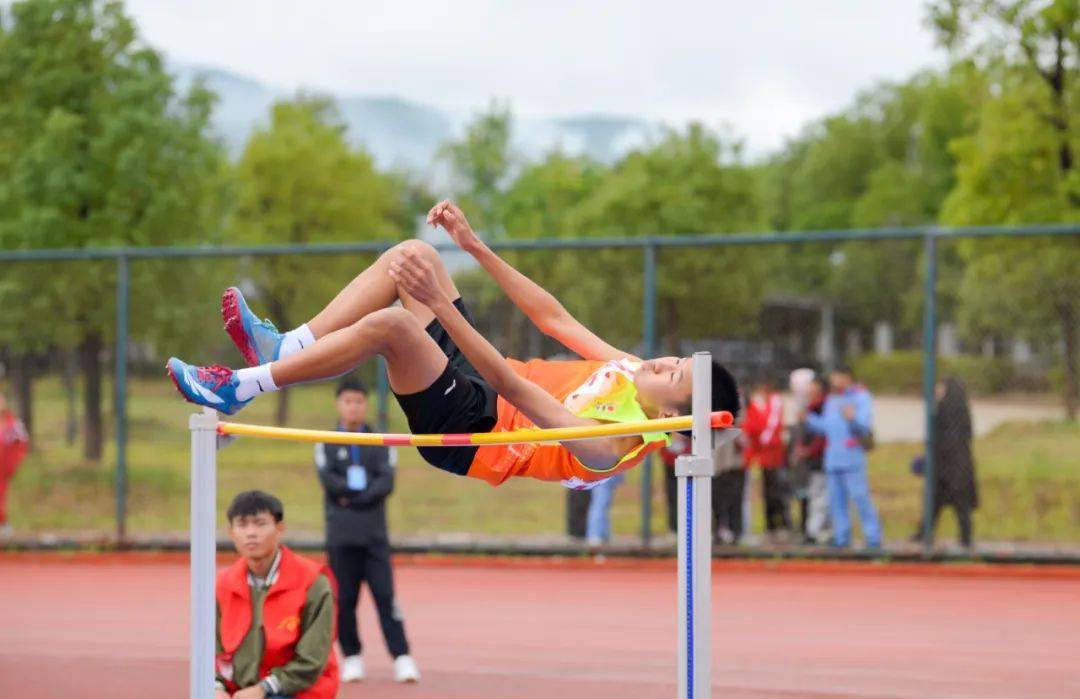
[387,239,440,265]
[358,307,421,351]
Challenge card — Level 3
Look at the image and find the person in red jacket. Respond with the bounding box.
[216,491,339,699]
[741,379,791,539]
[0,391,29,538]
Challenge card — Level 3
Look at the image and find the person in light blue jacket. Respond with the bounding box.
[585,472,626,546]
[804,366,882,549]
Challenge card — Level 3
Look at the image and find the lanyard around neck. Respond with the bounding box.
[337,424,363,465]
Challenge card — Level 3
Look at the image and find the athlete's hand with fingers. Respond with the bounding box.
[427,199,482,253]
[388,244,447,308]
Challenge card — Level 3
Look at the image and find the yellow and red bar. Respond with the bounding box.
[218,411,733,447]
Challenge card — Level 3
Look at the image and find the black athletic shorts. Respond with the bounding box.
[393,298,498,476]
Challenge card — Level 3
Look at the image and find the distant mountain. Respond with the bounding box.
[170,63,659,175]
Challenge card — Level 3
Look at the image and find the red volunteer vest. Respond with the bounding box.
[217,546,339,699]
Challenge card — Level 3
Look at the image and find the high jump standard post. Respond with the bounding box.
[675,351,714,698]
[190,407,219,699]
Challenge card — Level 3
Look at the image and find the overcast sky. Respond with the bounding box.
[125,0,944,155]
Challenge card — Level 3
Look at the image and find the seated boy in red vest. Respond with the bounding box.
[216,491,338,699]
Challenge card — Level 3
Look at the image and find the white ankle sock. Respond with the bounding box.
[279,323,316,359]
[235,364,278,401]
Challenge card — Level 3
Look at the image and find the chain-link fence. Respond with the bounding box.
[1,226,1076,554]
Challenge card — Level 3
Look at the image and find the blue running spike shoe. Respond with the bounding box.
[222,286,282,367]
[166,358,252,415]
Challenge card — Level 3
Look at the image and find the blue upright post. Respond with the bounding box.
[675,353,713,698]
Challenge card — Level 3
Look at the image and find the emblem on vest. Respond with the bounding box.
[278,615,301,633]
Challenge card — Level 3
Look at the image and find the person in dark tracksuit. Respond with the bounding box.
[315,378,419,684]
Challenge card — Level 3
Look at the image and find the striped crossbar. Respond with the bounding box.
[217,411,733,447]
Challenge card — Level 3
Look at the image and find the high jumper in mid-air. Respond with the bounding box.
[168,200,739,489]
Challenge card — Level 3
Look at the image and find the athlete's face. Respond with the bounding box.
[633,356,694,417]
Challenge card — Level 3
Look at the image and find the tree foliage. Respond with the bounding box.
[439,102,513,237]
[229,96,412,422]
[930,0,1080,416]
[0,0,228,457]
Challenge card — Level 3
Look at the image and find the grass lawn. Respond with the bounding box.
[7,376,1080,544]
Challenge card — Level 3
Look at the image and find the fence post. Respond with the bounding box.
[920,231,938,555]
[641,243,658,546]
[114,254,129,544]
[376,355,389,432]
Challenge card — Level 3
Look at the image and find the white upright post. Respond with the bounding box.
[675,352,713,699]
[190,407,218,699]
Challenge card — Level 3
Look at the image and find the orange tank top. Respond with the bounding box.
[466,358,668,487]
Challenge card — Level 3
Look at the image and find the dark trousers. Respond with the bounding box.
[715,470,746,540]
[566,488,591,538]
[929,501,974,547]
[762,468,791,532]
[328,542,409,658]
[664,467,678,533]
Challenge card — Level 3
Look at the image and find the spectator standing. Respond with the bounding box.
[805,367,882,549]
[0,392,29,539]
[315,378,419,684]
[923,377,978,549]
[792,377,829,544]
[215,490,338,699]
[585,473,625,546]
[742,380,791,540]
[566,488,591,540]
[712,425,745,544]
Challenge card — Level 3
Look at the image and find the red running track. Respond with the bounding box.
[0,554,1078,699]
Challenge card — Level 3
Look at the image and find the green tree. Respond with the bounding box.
[491,152,608,355]
[572,124,763,352]
[439,103,513,237]
[762,71,979,340]
[230,96,410,424]
[0,0,228,458]
[930,0,1080,201]
[931,0,1080,418]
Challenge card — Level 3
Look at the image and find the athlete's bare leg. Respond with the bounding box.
[271,306,450,394]
[306,240,460,337]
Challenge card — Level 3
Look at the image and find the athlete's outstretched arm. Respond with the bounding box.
[426,200,638,362]
[390,245,639,471]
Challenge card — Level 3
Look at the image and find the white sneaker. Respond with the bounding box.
[393,654,420,683]
[340,655,365,682]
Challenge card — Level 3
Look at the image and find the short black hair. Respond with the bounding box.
[679,360,741,419]
[710,361,741,419]
[831,364,854,377]
[336,377,368,397]
[226,490,284,523]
